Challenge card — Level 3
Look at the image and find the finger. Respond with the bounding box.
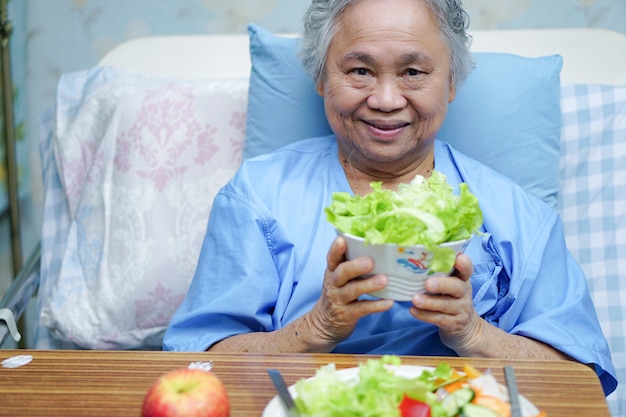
[452,253,473,282]
[410,292,468,329]
[330,252,375,289]
[409,306,466,334]
[409,305,449,325]
[423,274,468,298]
[412,292,459,315]
[340,274,388,303]
[326,236,348,271]
[350,297,395,317]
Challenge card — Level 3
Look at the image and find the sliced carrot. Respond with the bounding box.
[450,368,463,379]
[531,412,547,417]
[463,363,483,379]
[472,394,511,417]
[443,380,469,393]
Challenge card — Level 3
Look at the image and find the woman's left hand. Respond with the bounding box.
[408,253,484,354]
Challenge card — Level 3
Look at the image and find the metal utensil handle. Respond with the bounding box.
[267,368,297,415]
[504,365,522,417]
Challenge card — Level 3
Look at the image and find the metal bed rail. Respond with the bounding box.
[0,241,40,346]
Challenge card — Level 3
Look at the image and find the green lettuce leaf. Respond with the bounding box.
[325,171,483,272]
[293,355,449,417]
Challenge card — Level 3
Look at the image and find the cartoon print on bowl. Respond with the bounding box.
[396,248,428,272]
[340,231,471,301]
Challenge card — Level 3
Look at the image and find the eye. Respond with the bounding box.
[404,68,423,77]
[351,67,371,76]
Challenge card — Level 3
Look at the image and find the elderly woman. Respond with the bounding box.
[164,0,617,395]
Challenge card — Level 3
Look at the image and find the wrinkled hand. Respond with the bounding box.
[409,253,484,355]
[306,236,394,350]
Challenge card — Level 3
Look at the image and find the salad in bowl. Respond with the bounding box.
[325,171,483,299]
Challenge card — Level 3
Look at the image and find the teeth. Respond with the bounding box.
[370,121,406,130]
[372,123,400,130]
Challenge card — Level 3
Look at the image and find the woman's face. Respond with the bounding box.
[318,0,455,178]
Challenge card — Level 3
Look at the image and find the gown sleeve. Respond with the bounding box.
[443,139,618,396]
[490,208,617,395]
[163,185,281,351]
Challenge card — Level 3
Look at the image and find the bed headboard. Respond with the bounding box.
[99,28,626,85]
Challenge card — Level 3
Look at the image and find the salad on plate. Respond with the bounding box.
[287,355,546,417]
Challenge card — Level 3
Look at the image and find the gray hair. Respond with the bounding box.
[299,0,474,87]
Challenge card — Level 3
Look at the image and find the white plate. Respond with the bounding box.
[263,365,540,417]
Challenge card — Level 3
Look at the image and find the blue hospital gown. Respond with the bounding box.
[163,136,617,396]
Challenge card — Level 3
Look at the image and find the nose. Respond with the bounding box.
[366,78,407,112]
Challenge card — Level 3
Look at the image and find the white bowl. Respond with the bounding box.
[340,232,471,301]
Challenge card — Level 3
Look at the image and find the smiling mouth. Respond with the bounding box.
[365,120,409,131]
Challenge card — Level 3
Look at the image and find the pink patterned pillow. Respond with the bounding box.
[40,67,247,349]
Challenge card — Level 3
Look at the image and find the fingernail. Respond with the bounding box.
[413,294,424,306]
[376,275,387,287]
[425,278,437,292]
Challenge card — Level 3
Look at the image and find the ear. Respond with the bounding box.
[316,79,324,96]
[448,77,457,103]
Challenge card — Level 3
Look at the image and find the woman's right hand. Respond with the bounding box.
[304,235,395,351]
[209,235,393,354]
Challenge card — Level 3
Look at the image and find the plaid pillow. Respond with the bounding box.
[557,83,626,416]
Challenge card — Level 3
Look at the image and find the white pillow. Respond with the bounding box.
[39,66,248,349]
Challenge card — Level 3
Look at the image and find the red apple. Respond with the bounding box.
[141,367,230,417]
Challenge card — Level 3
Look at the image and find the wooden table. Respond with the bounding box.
[0,349,609,416]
